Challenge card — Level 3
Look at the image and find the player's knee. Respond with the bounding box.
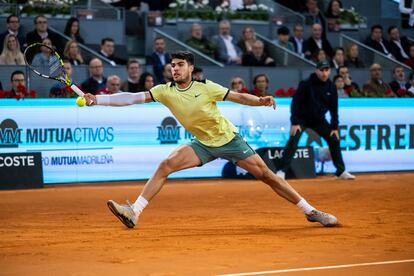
[256,166,274,184]
[158,158,175,175]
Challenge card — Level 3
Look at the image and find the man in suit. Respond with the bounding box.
[100,37,127,66]
[212,20,243,65]
[289,24,305,57]
[0,14,26,53]
[301,0,327,39]
[365,25,393,58]
[304,23,333,60]
[389,65,410,97]
[388,26,411,63]
[146,37,171,84]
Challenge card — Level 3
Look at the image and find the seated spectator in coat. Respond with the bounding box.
[97,75,122,95]
[64,17,85,44]
[330,47,345,70]
[31,38,58,67]
[242,40,275,67]
[230,76,249,93]
[212,20,242,65]
[63,40,84,66]
[406,72,414,97]
[273,26,294,51]
[193,67,204,81]
[0,70,37,99]
[404,44,414,71]
[302,0,327,39]
[289,24,305,57]
[81,58,107,95]
[345,43,365,68]
[304,23,333,60]
[333,75,349,98]
[0,14,26,53]
[237,26,257,55]
[137,72,155,91]
[251,74,272,96]
[100,37,126,66]
[120,59,141,92]
[185,23,216,58]
[362,63,395,97]
[0,34,25,65]
[389,65,410,97]
[146,37,171,83]
[365,25,393,58]
[337,66,361,96]
[49,61,75,98]
[388,26,411,63]
[26,15,63,60]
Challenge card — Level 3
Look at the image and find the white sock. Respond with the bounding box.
[132,195,148,215]
[296,198,315,215]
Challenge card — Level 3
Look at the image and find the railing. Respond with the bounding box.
[257,0,305,24]
[256,33,315,68]
[153,28,224,68]
[340,34,412,70]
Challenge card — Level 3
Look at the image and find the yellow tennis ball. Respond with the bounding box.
[76,96,86,107]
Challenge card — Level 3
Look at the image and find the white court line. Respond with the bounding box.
[217,259,414,276]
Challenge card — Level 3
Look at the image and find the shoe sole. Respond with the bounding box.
[307,218,337,227]
[107,201,135,228]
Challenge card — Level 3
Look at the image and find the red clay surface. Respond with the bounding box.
[0,172,413,276]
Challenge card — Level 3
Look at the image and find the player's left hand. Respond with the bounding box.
[330,130,339,140]
[259,96,276,109]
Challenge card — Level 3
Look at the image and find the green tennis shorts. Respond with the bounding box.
[187,133,256,165]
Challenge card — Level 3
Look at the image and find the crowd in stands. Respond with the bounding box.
[1,0,414,99]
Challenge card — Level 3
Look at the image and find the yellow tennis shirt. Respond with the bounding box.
[149,80,237,147]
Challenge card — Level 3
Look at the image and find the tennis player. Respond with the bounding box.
[84,51,338,228]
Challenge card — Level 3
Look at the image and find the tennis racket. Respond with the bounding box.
[23,42,85,97]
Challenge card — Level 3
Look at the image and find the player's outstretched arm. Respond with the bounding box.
[226,91,276,109]
[85,92,153,107]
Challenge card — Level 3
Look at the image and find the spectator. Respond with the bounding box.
[242,40,275,67]
[63,40,84,66]
[404,44,414,71]
[325,0,342,31]
[64,17,85,44]
[230,76,249,93]
[25,15,63,60]
[146,37,171,83]
[362,63,395,97]
[0,34,25,65]
[237,26,257,55]
[399,0,414,28]
[0,70,36,99]
[0,15,25,53]
[31,38,57,67]
[344,43,365,68]
[302,0,327,39]
[161,63,173,84]
[312,48,328,63]
[185,23,216,58]
[81,58,107,95]
[365,25,393,58]
[193,67,204,81]
[406,72,414,97]
[337,65,361,96]
[304,23,333,60]
[388,26,411,63]
[333,75,348,97]
[389,65,410,97]
[289,24,305,57]
[137,72,155,92]
[100,37,126,66]
[49,61,74,98]
[98,75,122,95]
[120,59,141,92]
[273,26,294,51]
[330,47,345,70]
[212,20,243,65]
[251,73,272,96]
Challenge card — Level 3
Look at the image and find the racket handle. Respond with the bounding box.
[70,84,85,97]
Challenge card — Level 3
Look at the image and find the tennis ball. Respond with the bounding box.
[76,96,86,107]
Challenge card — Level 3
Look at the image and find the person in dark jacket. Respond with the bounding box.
[276,60,355,180]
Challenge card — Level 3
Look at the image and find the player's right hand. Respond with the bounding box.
[290,125,302,136]
[84,93,96,106]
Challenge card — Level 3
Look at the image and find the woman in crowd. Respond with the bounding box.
[345,43,365,68]
[237,26,257,55]
[63,40,84,65]
[64,17,85,44]
[0,34,25,65]
[137,72,155,91]
[230,76,249,93]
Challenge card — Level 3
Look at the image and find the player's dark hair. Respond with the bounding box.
[11,70,25,82]
[171,51,195,65]
[101,37,114,46]
[7,14,19,24]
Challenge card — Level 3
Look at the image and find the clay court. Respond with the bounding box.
[0,172,413,275]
